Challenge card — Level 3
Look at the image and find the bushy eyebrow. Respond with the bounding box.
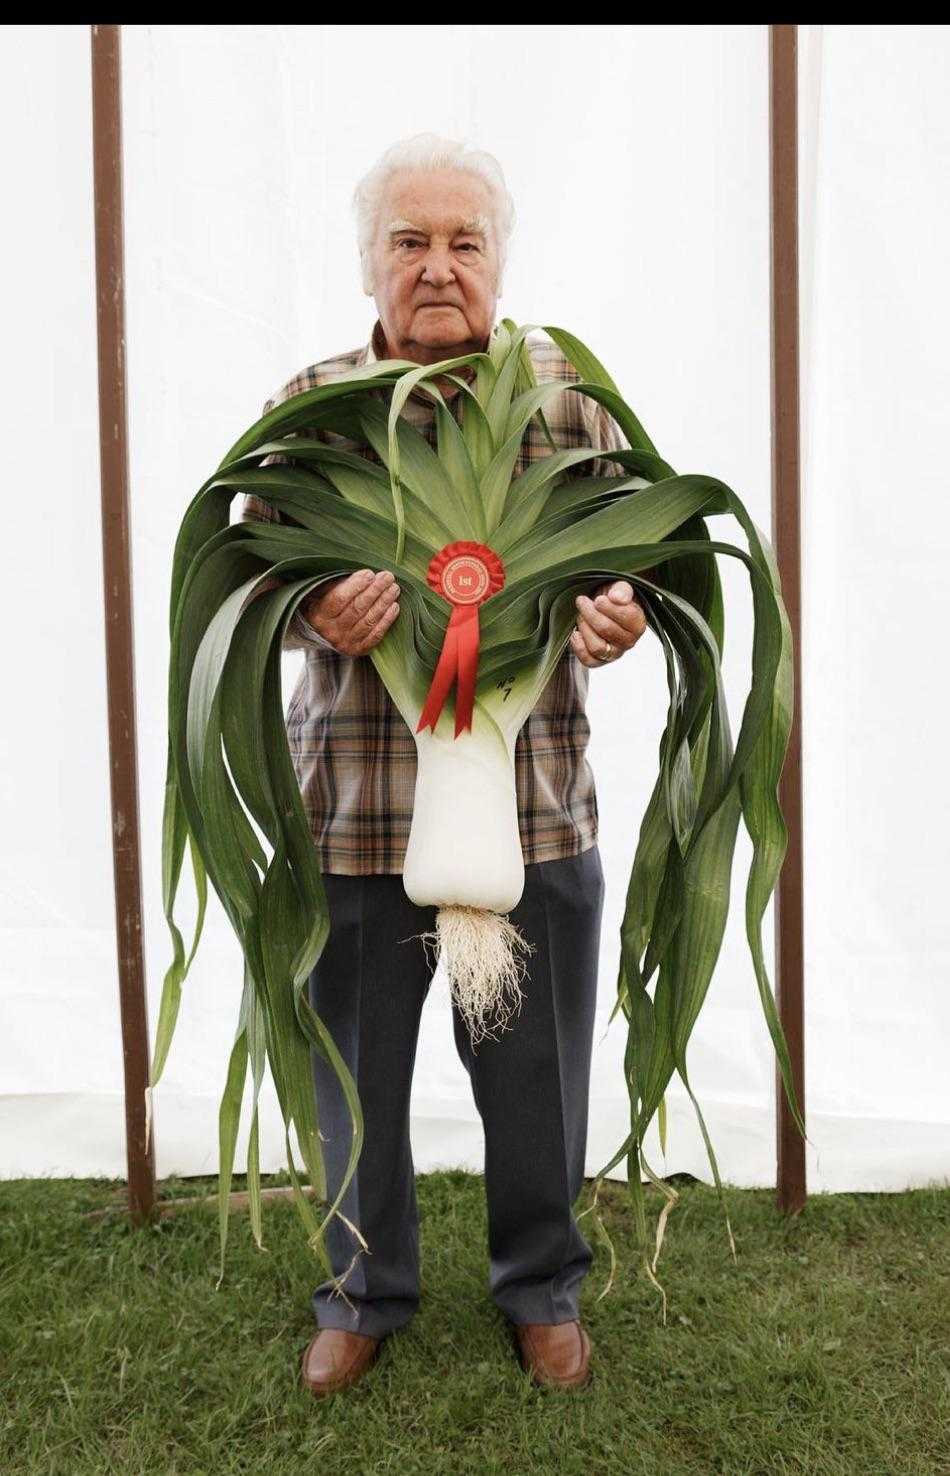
[386,214,489,240]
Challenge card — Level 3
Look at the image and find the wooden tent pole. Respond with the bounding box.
[91,23,155,1225]
[769,23,807,1215]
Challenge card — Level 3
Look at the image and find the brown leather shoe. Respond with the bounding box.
[301,1328,381,1397]
[513,1319,592,1389]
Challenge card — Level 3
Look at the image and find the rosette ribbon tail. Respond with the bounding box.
[416,603,480,738]
[415,539,505,741]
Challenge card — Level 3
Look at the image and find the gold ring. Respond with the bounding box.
[601,641,613,661]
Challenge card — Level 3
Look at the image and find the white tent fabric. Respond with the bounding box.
[1,24,947,1195]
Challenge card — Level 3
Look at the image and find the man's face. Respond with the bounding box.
[369,167,500,365]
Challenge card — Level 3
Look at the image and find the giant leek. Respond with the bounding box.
[154,319,807,1315]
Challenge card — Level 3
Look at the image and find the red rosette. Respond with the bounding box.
[416,541,506,738]
[426,540,506,608]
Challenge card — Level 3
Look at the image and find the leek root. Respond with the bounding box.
[418,905,535,1047]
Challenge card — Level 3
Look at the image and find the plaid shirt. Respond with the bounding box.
[240,318,626,875]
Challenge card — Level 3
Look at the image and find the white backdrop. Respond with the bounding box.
[1,24,947,1196]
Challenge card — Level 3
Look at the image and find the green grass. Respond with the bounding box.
[1,1170,948,1475]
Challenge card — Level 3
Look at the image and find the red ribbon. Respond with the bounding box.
[416,540,505,738]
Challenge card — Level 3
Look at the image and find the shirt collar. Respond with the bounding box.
[361,317,490,416]
[361,318,390,367]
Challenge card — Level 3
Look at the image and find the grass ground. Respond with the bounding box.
[1,1171,948,1475]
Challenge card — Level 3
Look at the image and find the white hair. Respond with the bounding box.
[351,131,516,296]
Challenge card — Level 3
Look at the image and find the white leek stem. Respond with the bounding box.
[403,726,524,913]
[403,723,532,1044]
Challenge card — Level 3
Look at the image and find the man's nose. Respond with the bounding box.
[421,248,455,287]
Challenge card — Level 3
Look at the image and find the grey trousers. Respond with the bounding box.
[306,844,606,1340]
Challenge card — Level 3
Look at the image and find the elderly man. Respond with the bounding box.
[241,133,648,1397]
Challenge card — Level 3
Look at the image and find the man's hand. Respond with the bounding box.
[301,568,400,656]
[570,579,647,668]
